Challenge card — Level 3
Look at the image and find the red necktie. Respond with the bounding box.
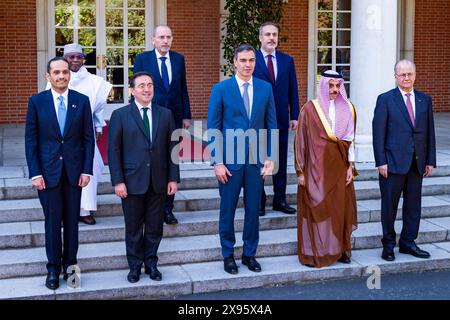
[405,93,415,126]
[267,54,275,85]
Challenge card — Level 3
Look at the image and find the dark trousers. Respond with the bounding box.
[379,158,423,250]
[219,165,263,258]
[122,178,166,271]
[261,128,288,206]
[38,168,81,273]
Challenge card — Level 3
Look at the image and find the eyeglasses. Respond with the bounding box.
[396,72,415,79]
[67,54,84,60]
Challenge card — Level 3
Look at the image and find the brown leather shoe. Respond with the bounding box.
[79,214,96,225]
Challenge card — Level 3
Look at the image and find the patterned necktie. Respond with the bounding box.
[159,56,170,91]
[57,96,67,135]
[267,54,275,85]
[242,82,250,118]
[405,93,415,126]
[143,107,151,142]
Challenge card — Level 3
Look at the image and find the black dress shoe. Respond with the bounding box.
[259,192,266,216]
[79,214,96,225]
[223,255,238,274]
[272,202,296,214]
[399,245,430,259]
[259,207,266,216]
[164,210,178,225]
[145,266,162,281]
[381,248,395,261]
[242,255,262,272]
[127,269,141,283]
[337,252,351,264]
[45,272,60,290]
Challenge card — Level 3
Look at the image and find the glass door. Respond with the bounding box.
[50,0,151,111]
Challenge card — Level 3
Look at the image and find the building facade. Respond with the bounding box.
[0,0,448,159]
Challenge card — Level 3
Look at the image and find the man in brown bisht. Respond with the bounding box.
[294,70,357,268]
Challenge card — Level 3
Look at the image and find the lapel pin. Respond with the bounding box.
[72,104,77,109]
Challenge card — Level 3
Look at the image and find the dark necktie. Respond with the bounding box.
[143,107,151,141]
[405,93,415,126]
[160,56,170,91]
[267,54,275,85]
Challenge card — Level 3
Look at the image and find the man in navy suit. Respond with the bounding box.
[372,59,436,262]
[253,22,299,216]
[133,25,191,225]
[25,57,95,290]
[207,44,277,274]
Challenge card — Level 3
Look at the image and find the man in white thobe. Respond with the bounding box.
[47,43,112,224]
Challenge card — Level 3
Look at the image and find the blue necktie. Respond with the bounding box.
[242,82,250,118]
[160,56,170,91]
[57,96,67,135]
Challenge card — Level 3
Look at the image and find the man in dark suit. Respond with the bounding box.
[372,59,436,262]
[253,22,299,216]
[108,71,180,283]
[133,25,191,225]
[25,57,95,290]
[207,44,277,274]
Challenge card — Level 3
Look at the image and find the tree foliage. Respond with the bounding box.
[221,0,286,76]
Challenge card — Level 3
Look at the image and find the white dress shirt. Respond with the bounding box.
[329,100,355,162]
[135,100,153,140]
[155,50,172,85]
[260,48,278,80]
[235,75,254,117]
[398,87,416,117]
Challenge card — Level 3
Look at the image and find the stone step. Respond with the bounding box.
[1,176,450,223]
[0,218,448,280]
[2,164,450,200]
[2,196,450,249]
[1,242,449,300]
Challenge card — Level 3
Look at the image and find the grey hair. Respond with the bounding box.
[259,21,279,36]
[394,59,416,74]
[153,25,172,36]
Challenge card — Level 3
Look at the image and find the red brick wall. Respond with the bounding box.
[414,0,450,112]
[0,0,37,123]
[167,0,221,119]
[279,0,309,106]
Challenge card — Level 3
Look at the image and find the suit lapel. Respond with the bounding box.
[150,50,166,91]
[63,90,77,137]
[151,105,160,144]
[168,52,177,91]
[249,80,261,126]
[45,90,62,138]
[257,50,271,83]
[231,77,250,124]
[394,88,414,128]
[414,89,425,127]
[130,102,151,144]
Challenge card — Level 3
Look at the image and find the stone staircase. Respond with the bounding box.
[1,162,450,299]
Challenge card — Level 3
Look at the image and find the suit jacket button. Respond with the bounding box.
[147,163,150,167]
[61,140,64,144]
[59,156,63,160]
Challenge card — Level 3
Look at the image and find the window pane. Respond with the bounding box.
[128,29,145,46]
[337,12,351,29]
[55,9,74,27]
[344,83,350,97]
[128,0,145,8]
[318,0,332,11]
[79,9,96,27]
[337,0,351,11]
[108,87,124,103]
[86,67,97,75]
[317,65,332,81]
[337,48,350,64]
[106,0,123,7]
[318,12,332,29]
[336,30,351,46]
[55,28,74,45]
[128,48,145,65]
[55,0,73,7]
[107,68,125,85]
[79,29,96,46]
[106,29,124,46]
[78,0,95,7]
[317,48,332,64]
[55,47,64,56]
[128,9,145,27]
[84,48,97,66]
[106,48,124,66]
[339,66,350,81]
[318,30,332,46]
[106,9,124,27]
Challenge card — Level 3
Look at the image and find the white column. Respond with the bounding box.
[350,0,398,162]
